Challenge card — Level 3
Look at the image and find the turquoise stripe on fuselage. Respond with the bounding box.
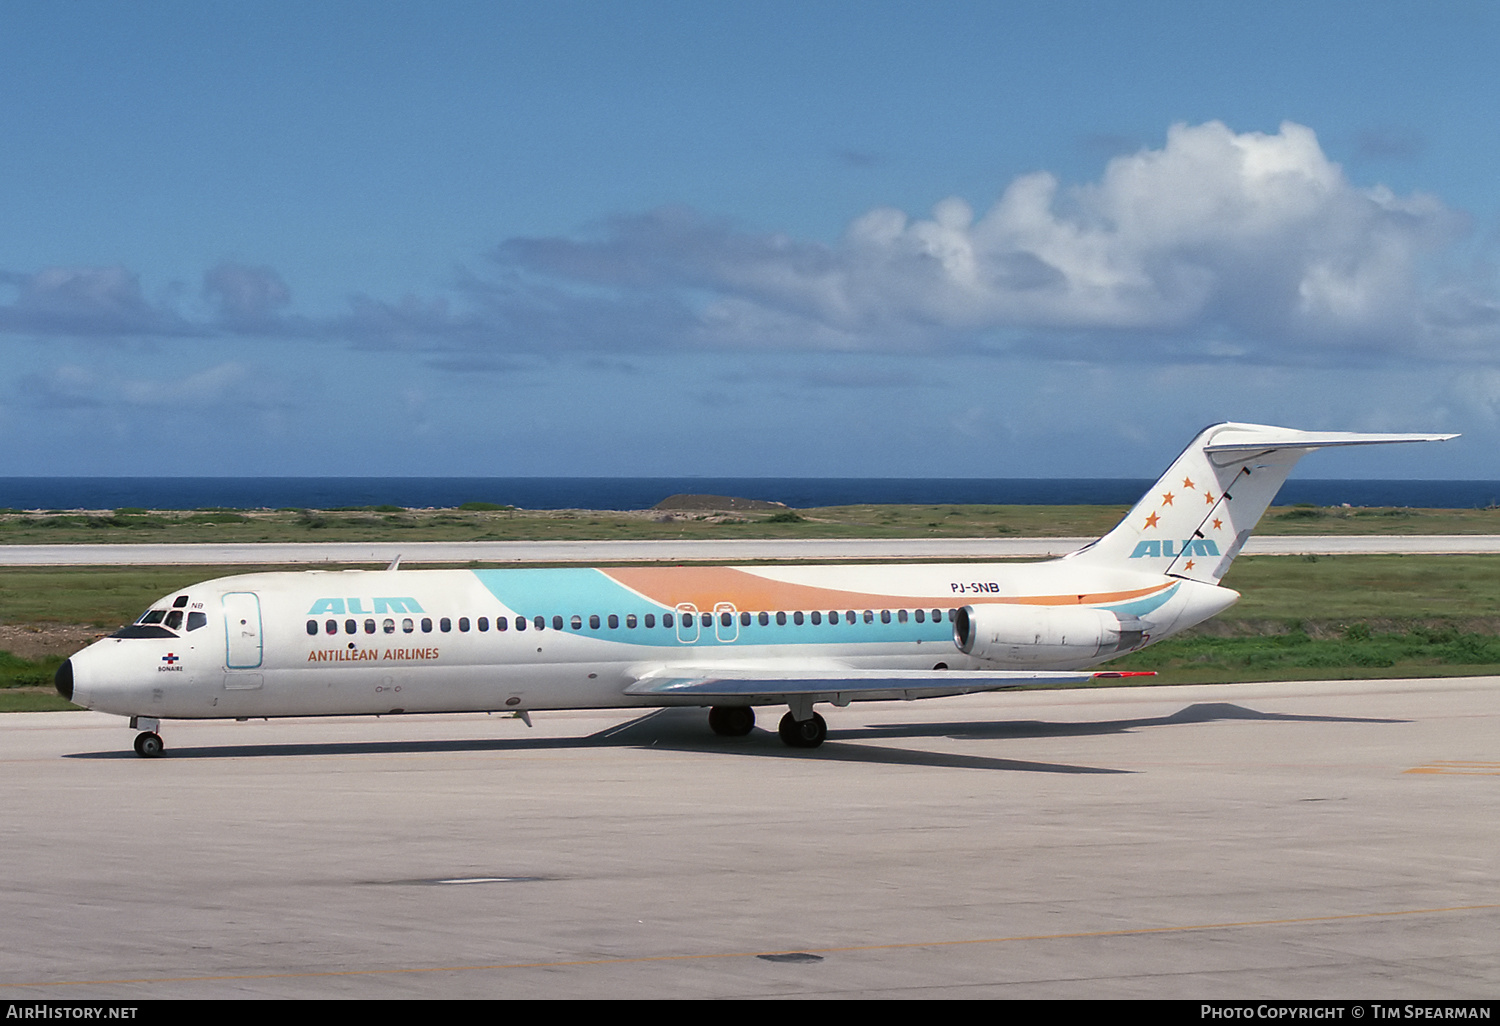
[1100,581,1179,619]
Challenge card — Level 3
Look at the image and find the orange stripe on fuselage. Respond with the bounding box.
[601,566,1169,611]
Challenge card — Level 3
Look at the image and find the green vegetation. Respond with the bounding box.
[6,501,1500,545]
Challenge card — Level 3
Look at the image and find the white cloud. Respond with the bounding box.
[492,120,1477,360]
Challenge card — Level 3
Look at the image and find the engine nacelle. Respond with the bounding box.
[953,604,1147,668]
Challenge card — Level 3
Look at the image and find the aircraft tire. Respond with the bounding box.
[133,731,164,758]
[778,711,826,749]
[708,705,755,737]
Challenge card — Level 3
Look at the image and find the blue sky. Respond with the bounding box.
[2,0,1498,479]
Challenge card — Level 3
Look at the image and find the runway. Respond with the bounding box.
[3,677,1496,998]
[5,534,1500,564]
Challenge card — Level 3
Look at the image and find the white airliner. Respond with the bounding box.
[56,423,1453,757]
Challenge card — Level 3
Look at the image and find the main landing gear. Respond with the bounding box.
[778,711,827,749]
[707,705,755,737]
[706,705,828,748]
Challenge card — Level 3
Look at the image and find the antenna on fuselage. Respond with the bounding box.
[386,554,402,572]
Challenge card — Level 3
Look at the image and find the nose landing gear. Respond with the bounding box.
[129,717,164,758]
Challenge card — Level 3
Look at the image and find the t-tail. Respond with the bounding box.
[1065,422,1456,584]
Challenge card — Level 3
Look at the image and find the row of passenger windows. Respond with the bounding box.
[305,607,956,637]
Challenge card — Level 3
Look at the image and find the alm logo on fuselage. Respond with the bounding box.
[307,597,426,615]
[1129,540,1220,559]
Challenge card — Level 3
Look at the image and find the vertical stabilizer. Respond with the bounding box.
[1065,423,1455,584]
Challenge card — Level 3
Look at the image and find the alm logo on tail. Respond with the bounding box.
[1130,539,1220,558]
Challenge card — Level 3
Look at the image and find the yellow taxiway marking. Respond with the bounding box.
[1405,761,1500,775]
[7,902,1500,989]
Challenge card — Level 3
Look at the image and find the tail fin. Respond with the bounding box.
[1066,422,1455,584]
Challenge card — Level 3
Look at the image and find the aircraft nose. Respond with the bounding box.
[54,659,74,702]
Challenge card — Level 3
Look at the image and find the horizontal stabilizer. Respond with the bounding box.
[1203,428,1457,455]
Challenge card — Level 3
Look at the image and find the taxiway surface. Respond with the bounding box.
[3,678,1496,998]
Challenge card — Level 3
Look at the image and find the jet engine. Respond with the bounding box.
[953,604,1147,668]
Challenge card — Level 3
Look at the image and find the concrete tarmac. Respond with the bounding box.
[2,678,1497,999]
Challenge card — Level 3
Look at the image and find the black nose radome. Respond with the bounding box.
[54,659,74,702]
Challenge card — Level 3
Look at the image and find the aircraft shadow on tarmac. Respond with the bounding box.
[63,701,1406,775]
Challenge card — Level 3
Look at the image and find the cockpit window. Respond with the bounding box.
[164,610,184,630]
[186,611,207,631]
[172,595,189,609]
[139,609,167,625]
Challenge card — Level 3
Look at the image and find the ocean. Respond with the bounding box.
[1,478,1497,511]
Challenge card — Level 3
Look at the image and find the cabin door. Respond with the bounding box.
[223,592,264,669]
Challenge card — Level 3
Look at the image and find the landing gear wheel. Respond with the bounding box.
[708,705,756,737]
[133,731,164,758]
[778,711,827,749]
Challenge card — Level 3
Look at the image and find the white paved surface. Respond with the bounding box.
[2,677,1496,998]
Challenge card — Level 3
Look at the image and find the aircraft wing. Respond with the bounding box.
[623,666,1147,702]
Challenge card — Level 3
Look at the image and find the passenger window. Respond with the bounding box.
[663,613,673,628]
[326,619,338,635]
[590,614,600,629]
[608,614,618,629]
[345,619,357,634]
[827,611,838,625]
[478,617,488,632]
[440,618,452,632]
[915,609,925,623]
[571,615,582,630]
[459,617,470,632]
[496,617,507,632]
[793,612,804,625]
[533,616,545,631]
[422,617,433,632]
[306,620,317,636]
[777,612,787,625]
[701,613,711,627]
[516,617,526,631]
[811,611,822,625]
[758,612,769,626]
[739,612,750,627]
[383,619,396,634]
[898,610,909,624]
[552,615,563,630]
[864,610,874,623]
[881,610,891,624]
[720,612,732,627]
[403,618,415,633]
[365,619,376,633]
[626,614,637,629]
